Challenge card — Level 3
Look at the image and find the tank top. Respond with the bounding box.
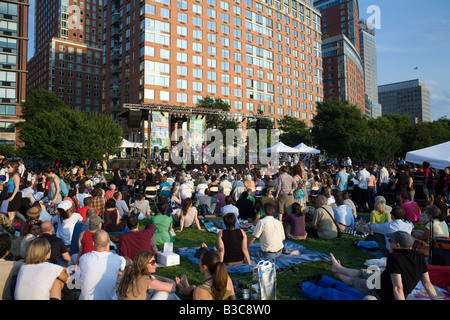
[7,174,18,193]
[198,283,234,300]
[80,231,95,256]
[221,229,244,264]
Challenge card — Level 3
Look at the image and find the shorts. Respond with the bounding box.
[277,194,295,215]
[351,269,380,298]
[423,187,434,196]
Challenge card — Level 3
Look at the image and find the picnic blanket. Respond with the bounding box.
[177,240,330,275]
[201,219,255,234]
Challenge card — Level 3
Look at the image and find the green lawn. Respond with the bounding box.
[141,215,378,300]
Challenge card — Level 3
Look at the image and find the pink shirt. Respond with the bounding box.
[401,200,421,222]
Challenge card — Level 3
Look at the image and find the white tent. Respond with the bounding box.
[294,142,321,154]
[121,139,142,149]
[262,142,299,154]
[405,141,450,170]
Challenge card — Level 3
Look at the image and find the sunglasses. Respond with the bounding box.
[148,259,157,266]
[30,220,40,225]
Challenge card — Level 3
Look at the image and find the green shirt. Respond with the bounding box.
[150,213,174,245]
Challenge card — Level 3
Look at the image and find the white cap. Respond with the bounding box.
[57,200,73,211]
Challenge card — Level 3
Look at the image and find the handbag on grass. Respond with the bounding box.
[253,260,277,300]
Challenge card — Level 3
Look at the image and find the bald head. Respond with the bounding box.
[315,195,327,207]
[86,208,98,220]
[93,230,110,251]
[40,220,53,234]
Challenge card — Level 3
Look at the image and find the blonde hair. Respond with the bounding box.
[374,201,385,214]
[26,238,51,264]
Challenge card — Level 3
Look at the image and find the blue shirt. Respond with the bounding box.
[336,171,349,191]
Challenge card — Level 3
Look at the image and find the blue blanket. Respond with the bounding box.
[177,241,330,275]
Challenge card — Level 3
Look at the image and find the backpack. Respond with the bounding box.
[58,176,69,198]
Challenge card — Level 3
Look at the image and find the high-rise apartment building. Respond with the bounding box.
[103,0,324,136]
[0,0,28,147]
[378,79,431,124]
[314,0,359,51]
[27,0,103,113]
[359,19,381,118]
[314,0,365,113]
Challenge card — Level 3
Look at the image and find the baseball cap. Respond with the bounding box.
[57,200,73,211]
[386,231,414,248]
[89,215,104,228]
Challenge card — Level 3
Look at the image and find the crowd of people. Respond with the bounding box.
[0,153,448,301]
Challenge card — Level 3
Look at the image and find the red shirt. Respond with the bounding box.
[80,231,96,256]
[118,224,156,261]
[76,206,100,221]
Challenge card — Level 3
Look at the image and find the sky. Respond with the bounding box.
[27,0,450,121]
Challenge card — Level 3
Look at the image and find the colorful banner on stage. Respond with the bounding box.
[151,112,170,149]
[189,115,205,148]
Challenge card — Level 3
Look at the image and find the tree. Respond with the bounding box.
[196,96,240,137]
[16,89,122,165]
[348,128,399,164]
[277,115,311,147]
[311,99,368,158]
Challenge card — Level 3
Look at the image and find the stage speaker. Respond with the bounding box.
[128,110,141,128]
[256,119,268,131]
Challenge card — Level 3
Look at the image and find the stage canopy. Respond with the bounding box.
[121,139,142,149]
[405,141,450,170]
[294,142,321,154]
[263,142,299,154]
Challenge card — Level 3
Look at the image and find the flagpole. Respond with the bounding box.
[414,67,421,80]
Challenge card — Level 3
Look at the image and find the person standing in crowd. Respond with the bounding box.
[6,162,26,222]
[275,166,297,220]
[43,167,62,207]
[391,164,409,198]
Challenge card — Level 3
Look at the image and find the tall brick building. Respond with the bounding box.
[103,0,324,139]
[0,0,29,147]
[314,0,365,113]
[27,0,103,113]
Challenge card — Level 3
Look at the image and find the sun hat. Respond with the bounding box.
[26,206,41,219]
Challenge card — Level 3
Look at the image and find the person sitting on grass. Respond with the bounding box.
[329,231,440,300]
[14,238,69,300]
[217,212,252,266]
[117,250,176,300]
[176,198,204,233]
[247,202,299,259]
[283,202,307,240]
[175,249,236,300]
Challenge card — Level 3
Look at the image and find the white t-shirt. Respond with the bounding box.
[52,212,83,245]
[15,262,64,300]
[79,251,126,300]
[358,169,370,189]
[252,216,285,253]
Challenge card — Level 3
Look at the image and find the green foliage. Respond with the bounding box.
[16,89,122,164]
[311,99,368,158]
[277,115,311,147]
[312,98,450,162]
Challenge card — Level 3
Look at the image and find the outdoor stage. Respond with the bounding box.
[118,103,271,165]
